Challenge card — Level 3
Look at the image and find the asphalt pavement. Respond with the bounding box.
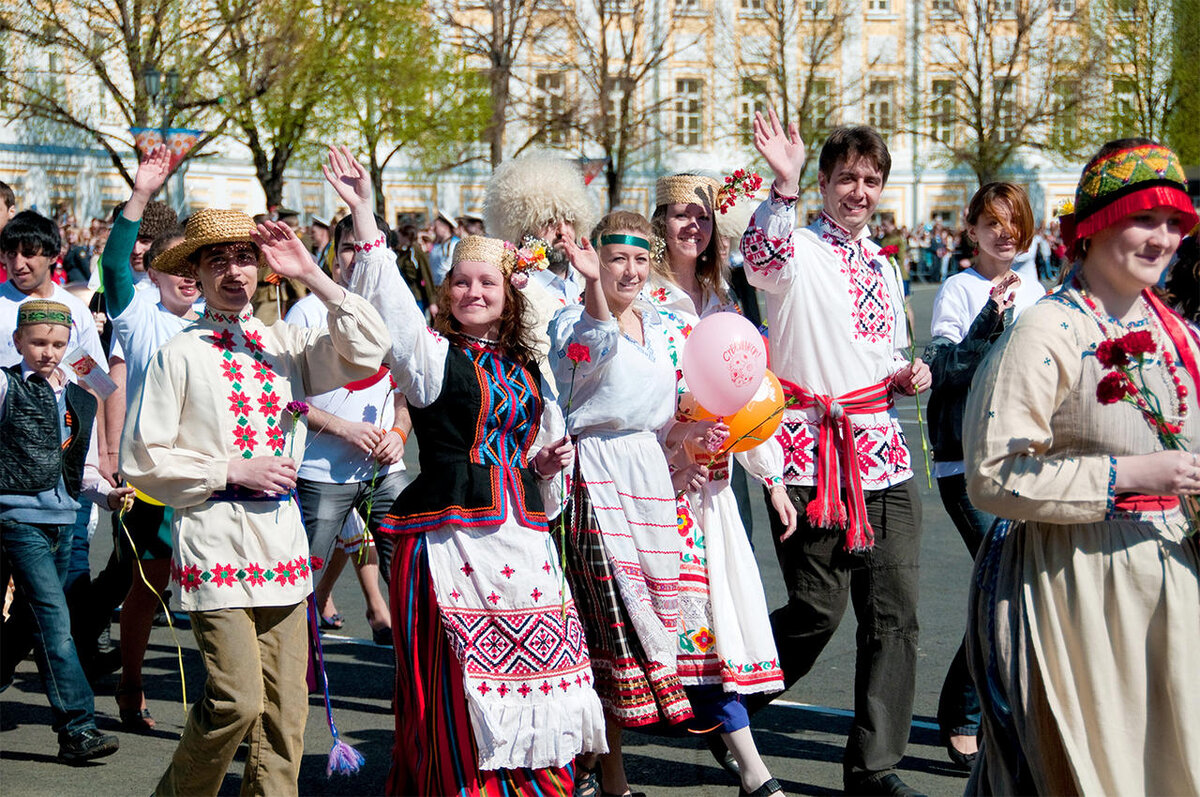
[1,283,979,796]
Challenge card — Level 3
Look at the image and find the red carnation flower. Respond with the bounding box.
[1095,339,1130,368]
[1117,330,1155,357]
[879,244,899,258]
[566,343,591,364]
[1096,371,1133,404]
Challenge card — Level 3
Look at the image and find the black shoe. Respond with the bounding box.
[844,773,926,797]
[705,733,740,779]
[945,743,978,772]
[83,646,123,685]
[58,728,119,763]
[740,776,783,797]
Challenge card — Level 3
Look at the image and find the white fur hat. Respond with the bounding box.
[483,154,599,243]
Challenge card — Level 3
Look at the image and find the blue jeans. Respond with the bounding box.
[935,474,993,740]
[0,519,97,737]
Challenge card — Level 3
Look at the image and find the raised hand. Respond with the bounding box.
[322,145,373,211]
[559,235,601,282]
[752,108,806,196]
[251,221,316,282]
[133,144,172,199]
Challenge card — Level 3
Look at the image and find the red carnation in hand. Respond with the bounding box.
[566,343,591,364]
[879,244,900,258]
[1095,339,1129,368]
[1096,371,1133,404]
[1117,330,1156,357]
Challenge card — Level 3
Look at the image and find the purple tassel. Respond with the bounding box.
[326,735,365,777]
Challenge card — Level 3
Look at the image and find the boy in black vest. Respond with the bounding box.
[0,300,132,762]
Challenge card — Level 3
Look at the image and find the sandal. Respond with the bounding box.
[739,777,784,797]
[116,687,156,732]
[573,763,600,797]
[319,613,344,630]
[372,626,394,647]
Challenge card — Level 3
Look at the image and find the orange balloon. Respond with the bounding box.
[678,370,785,453]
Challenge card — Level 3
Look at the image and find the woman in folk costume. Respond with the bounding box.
[644,173,796,797]
[322,147,607,796]
[546,210,692,797]
[963,138,1200,796]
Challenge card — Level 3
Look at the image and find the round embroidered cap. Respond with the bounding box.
[152,208,258,276]
[453,234,518,276]
[655,174,720,211]
[1067,142,1199,248]
[17,299,72,328]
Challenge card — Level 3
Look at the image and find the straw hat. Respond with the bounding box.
[655,174,721,211]
[152,209,258,276]
[17,299,72,328]
[453,235,518,275]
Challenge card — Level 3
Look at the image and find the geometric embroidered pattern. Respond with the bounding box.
[742,224,793,277]
[443,605,592,697]
[777,414,911,487]
[208,313,288,460]
[470,347,539,471]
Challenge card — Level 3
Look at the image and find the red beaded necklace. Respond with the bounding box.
[1073,274,1189,432]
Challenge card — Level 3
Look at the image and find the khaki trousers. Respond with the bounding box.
[156,602,309,796]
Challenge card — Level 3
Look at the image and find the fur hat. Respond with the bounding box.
[484,154,598,243]
[139,200,179,242]
[152,209,258,276]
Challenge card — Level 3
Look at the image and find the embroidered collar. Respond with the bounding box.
[815,212,870,247]
[203,306,254,325]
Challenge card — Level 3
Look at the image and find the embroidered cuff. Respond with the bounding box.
[770,185,799,206]
[1104,455,1118,519]
[352,233,388,253]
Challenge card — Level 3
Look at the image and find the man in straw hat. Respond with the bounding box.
[0,300,132,763]
[741,112,931,797]
[120,208,389,795]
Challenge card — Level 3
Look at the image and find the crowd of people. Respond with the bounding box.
[0,117,1197,797]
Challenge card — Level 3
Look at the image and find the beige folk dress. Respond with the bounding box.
[962,288,1200,796]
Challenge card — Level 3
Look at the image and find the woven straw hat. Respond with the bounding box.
[17,299,72,328]
[453,235,518,275]
[655,174,721,211]
[152,209,258,276]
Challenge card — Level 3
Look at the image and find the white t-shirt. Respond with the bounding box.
[0,282,108,376]
[929,266,1046,477]
[110,289,194,407]
[284,294,401,483]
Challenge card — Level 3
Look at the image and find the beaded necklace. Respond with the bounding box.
[455,331,500,348]
[1072,273,1189,430]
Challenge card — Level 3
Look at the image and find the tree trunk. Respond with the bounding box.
[606,162,622,209]
[489,66,510,168]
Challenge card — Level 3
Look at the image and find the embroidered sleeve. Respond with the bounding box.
[547,304,618,387]
[531,390,569,521]
[735,435,785,487]
[741,194,798,292]
[964,305,1112,524]
[347,236,450,408]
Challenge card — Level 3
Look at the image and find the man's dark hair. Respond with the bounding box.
[0,210,61,256]
[818,125,892,184]
[333,213,390,252]
[145,223,187,272]
[0,180,14,211]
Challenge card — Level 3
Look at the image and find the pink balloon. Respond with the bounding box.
[681,312,767,416]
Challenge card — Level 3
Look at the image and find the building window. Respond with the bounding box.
[867,79,895,132]
[677,0,702,12]
[1053,0,1074,12]
[1050,80,1078,149]
[930,79,955,143]
[804,0,828,13]
[809,78,832,139]
[535,72,568,146]
[931,0,954,13]
[674,78,704,146]
[739,78,767,144]
[1111,0,1135,16]
[604,76,634,142]
[740,0,764,11]
[995,0,1015,11]
[1111,77,1137,134]
[996,77,1017,142]
[867,0,890,12]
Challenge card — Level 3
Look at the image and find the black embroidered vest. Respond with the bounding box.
[382,344,547,534]
[0,365,96,498]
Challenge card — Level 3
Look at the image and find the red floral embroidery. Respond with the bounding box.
[518,683,532,697]
[242,330,264,352]
[209,329,236,351]
[221,360,244,382]
[177,564,204,592]
[211,563,237,587]
[229,391,252,416]
[233,426,257,452]
[266,426,287,453]
[477,682,490,695]
[680,323,693,338]
[497,683,510,697]
[500,564,515,579]
[462,562,475,576]
[245,563,267,586]
[650,287,668,303]
[257,391,281,416]
[559,678,570,692]
[486,591,501,605]
[539,681,553,695]
[530,587,542,602]
[274,560,297,586]
[252,361,274,383]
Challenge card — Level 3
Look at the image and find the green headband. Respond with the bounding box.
[595,233,651,251]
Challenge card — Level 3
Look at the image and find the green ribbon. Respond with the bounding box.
[595,233,651,251]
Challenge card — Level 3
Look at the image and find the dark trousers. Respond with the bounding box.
[0,520,97,737]
[765,480,922,781]
[934,473,992,740]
